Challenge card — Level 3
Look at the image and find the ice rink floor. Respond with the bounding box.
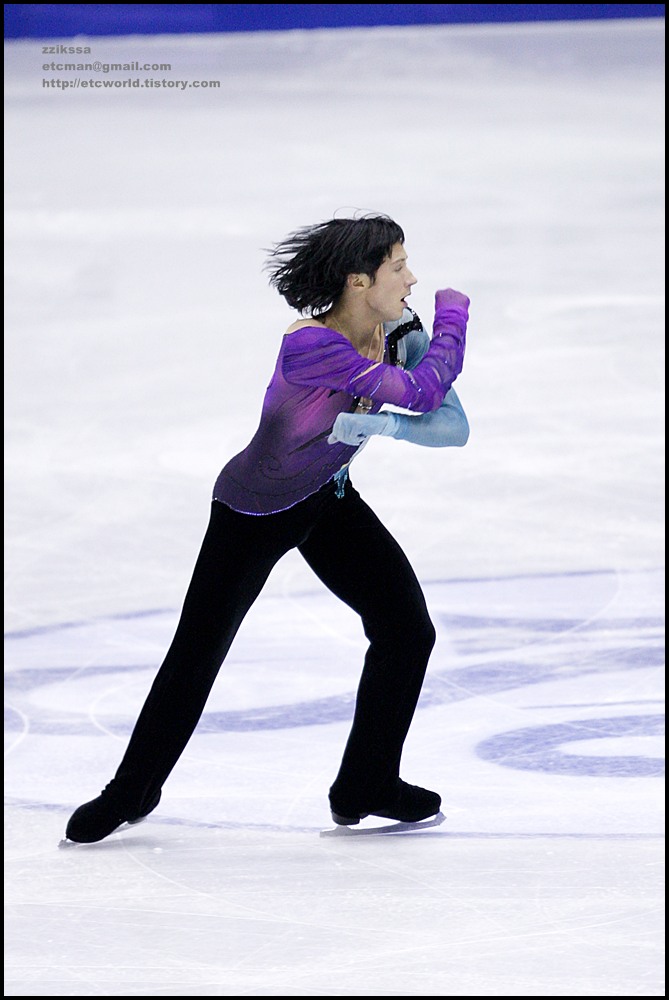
[4,17,665,997]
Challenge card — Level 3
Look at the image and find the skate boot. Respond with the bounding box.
[65,784,161,844]
[330,779,441,826]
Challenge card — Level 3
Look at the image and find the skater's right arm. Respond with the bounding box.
[282,289,469,413]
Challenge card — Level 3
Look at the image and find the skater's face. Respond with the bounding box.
[361,243,417,322]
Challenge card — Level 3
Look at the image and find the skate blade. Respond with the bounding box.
[320,810,446,837]
[57,814,150,848]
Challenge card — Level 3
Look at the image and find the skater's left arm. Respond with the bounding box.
[328,316,470,449]
[328,389,469,448]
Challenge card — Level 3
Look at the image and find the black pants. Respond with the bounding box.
[113,477,436,815]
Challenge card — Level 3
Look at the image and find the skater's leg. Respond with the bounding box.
[111,501,290,808]
[66,499,304,842]
[297,480,437,819]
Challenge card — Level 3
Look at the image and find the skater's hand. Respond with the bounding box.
[435,288,470,317]
[435,288,470,308]
[328,411,392,446]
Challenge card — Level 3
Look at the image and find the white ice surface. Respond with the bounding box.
[4,18,665,997]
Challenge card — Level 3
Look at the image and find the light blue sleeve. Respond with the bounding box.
[383,387,469,447]
[383,326,469,447]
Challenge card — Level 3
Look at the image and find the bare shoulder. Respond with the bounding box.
[284,318,328,335]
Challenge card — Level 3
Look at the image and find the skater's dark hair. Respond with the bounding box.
[264,213,405,316]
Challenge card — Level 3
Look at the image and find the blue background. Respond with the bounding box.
[4,4,665,39]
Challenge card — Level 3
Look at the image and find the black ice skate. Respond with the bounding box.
[330,779,442,826]
[64,785,161,844]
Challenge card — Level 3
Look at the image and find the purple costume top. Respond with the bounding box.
[213,293,469,514]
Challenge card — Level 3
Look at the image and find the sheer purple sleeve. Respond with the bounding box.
[283,291,468,413]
